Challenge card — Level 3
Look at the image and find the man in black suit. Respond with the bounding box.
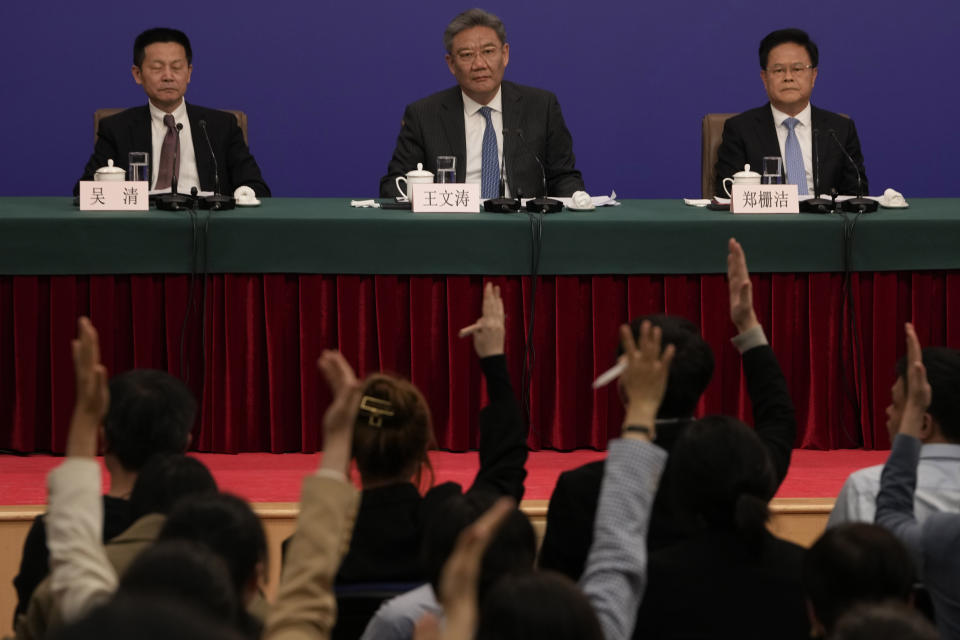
[75,28,269,197]
[380,9,584,199]
[538,239,797,581]
[715,28,867,198]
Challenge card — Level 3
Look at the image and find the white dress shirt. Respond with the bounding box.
[462,88,508,197]
[148,99,200,193]
[770,102,814,194]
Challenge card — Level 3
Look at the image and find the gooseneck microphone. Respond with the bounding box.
[512,129,563,213]
[829,129,877,213]
[799,128,834,214]
[484,128,521,213]
[156,122,191,211]
[198,119,236,211]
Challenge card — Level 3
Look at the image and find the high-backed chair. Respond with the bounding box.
[701,113,736,199]
[93,108,249,145]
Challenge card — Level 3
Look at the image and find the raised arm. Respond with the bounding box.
[47,317,118,622]
[580,321,670,640]
[264,350,362,640]
[728,237,795,486]
[461,282,528,500]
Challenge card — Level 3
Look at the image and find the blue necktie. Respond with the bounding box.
[783,117,808,195]
[479,106,499,199]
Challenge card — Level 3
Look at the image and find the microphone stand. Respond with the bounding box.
[513,129,563,213]
[198,119,235,211]
[830,129,877,214]
[799,128,834,213]
[484,128,521,213]
[156,122,192,211]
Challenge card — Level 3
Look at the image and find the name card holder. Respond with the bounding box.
[410,183,480,213]
[79,181,150,212]
[730,183,799,214]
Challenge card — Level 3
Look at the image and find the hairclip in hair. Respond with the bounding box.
[359,395,395,428]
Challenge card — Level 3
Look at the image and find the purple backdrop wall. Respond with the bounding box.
[4,1,957,198]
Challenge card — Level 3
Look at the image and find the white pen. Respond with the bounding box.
[591,359,626,389]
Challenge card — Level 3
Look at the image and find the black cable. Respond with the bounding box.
[520,210,543,424]
[178,201,200,385]
[837,211,865,446]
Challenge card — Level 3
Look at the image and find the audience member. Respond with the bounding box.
[51,596,244,640]
[802,523,915,637]
[540,238,796,579]
[829,346,960,526]
[876,322,960,638]
[829,602,939,640]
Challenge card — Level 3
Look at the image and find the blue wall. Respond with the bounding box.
[4,0,957,197]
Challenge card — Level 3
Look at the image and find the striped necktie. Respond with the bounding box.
[479,106,499,199]
[783,117,808,195]
[155,114,179,190]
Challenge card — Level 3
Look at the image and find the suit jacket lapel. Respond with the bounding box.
[500,82,522,191]
[438,89,467,182]
[186,103,213,192]
[757,105,782,160]
[131,106,153,185]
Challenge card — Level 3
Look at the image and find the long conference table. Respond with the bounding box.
[2,197,958,454]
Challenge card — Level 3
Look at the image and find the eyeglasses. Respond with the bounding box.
[455,46,502,64]
[766,64,814,78]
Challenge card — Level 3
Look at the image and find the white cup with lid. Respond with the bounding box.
[94,159,126,182]
[722,164,761,198]
[395,163,434,203]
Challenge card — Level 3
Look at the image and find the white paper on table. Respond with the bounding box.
[554,191,620,208]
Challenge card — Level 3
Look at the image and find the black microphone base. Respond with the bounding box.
[525,197,563,214]
[199,194,236,211]
[799,197,835,214]
[841,197,879,214]
[156,193,193,211]
[484,197,521,213]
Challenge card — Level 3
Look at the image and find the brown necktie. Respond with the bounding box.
[155,114,179,189]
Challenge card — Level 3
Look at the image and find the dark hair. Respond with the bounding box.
[830,602,938,640]
[476,571,603,640]
[353,373,436,487]
[759,28,819,69]
[422,492,536,600]
[670,416,774,544]
[803,523,915,633]
[443,9,507,53]
[51,595,243,640]
[104,369,195,471]
[158,493,267,601]
[622,315,714,419]
[895,347,960,442]
[134,28,193,68]
[119,540,238,625]
[129,454,218,519]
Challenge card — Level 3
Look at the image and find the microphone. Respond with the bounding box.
[512,129,562,213]
[484,128,521,213]
[198,119,236,211]
[799,128,834,214]
[829,129,877,213]
[156,122,191,211]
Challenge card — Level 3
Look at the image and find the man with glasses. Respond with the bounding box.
[714,28,868,198]
[379,9,584,199]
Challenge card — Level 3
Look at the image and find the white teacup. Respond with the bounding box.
[722,164,761,198]
[94,159,126,182]
[395,163,434,202]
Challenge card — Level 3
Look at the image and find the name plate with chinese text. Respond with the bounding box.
[79,181,150,211]
[730,183,799,214]
[410,183,480,213]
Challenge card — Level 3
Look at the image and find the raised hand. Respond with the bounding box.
[727,238,759,333]
[458,282,505,358]
[316,350,362,474]
[619,320,675,437]
[898,323,931,439]
[66,317,109,457]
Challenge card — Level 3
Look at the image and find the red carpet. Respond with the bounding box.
[0,449,890,506]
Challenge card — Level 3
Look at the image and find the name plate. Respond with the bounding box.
[79,181,150,211]
[410,183,480,213]
[730,183,799,214]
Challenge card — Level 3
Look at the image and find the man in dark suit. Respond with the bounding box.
[380,9,584,199]
[715,28,867,198]
[75,27,269,197]
[538,239,797,582]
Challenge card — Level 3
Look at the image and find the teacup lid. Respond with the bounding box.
[96,159,126,175]
[733,164,760,178]
[406,162,433,178]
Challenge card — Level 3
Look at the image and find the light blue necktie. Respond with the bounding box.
[479,106,499,199]
[783,117,808,195]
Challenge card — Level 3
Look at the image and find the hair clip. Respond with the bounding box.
[359,395,395,428]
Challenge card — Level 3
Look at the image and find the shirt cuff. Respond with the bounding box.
[731,325,768,353]
[314,468,349,483]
